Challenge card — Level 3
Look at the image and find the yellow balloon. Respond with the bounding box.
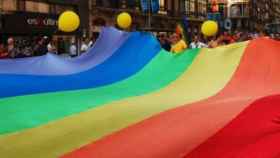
[58,11,80,32]
[117,12,132,29]
[201,20,218,37]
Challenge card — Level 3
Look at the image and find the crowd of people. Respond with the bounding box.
[0,36,95,59]
[158,31,280,53]
[1,30,279,59]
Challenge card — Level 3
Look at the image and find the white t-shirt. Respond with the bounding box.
[190,42,208,49]
[70,44,77,55]
[88,41,94,48]
[47,43,56,53]
[81,43,88,52]
[47,44,52,52]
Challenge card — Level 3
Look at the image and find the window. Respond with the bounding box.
[50,5,75,14]
[38,2,49,13]
[197,0,207,16]
[190,0,195,13]
[159,0,165,9]
[184,0,189,15]
[243,4,249,17]
[1,0,17,11]
[202,1,207,15]
[197,0,202,15]
[159,0,168,12]
[55,5,75,14]
[25,1,50,13]
[25,1,38,12]
[18,0,25,11]
[230,3,249,17]
[230,4,240,17]
[185,0,195,15]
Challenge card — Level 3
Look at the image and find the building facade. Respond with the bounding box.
[207,0,228,31]
[227,0,250,30]
[0,0,89,53]
[250,0,280,31]
[89,0,208,38]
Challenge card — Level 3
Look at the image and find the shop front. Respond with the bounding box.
[0,12,81,54]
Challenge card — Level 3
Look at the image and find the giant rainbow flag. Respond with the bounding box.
[0,27,280,158]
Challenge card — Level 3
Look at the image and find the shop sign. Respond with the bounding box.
[27,17,57,27]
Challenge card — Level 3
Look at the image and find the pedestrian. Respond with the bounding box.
[0,43,8,59]
[22,40,33,57]
[15,38,28,58]
[69,41,77,58]
[33,37,48,56]
[80,39,89,54]
[158,33,171,51]
[275,33,280,41]
[259,30,270,39]
[238,32,251,42]
[88,37,95,48]
[7,37,17,58]
[223,32,235,44]
[207,36,218,48]
[233,31,242,41]
[190,35,208,49]
[47,40,57,54]
[208,34,227,48]
[170,33,187,53]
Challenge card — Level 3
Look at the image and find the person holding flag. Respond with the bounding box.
[170,33,188,54]
[170,16,189,53]
[190,35,208,49]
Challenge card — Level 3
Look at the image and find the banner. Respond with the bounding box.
[151,0,159,13]
[140,0,159,13]
[140,0,149,12]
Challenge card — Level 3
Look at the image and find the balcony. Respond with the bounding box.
[229,3,250,18]
[90,0,207,22]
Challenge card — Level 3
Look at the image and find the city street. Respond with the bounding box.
[0,0,280,158]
